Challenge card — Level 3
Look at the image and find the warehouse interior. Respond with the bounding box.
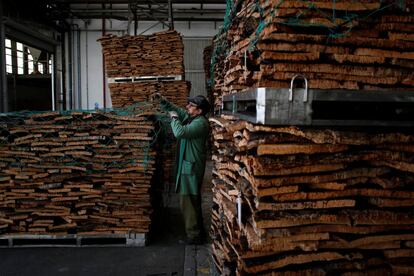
[1,0,414,275]
[0,0,224,112]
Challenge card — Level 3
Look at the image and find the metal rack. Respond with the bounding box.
[221,75,414,127]
[108,75,182,84]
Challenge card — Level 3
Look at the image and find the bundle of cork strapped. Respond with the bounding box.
[210,115,414,275]
[208,0,414,111]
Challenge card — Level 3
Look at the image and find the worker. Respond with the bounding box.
[152,93,210,245]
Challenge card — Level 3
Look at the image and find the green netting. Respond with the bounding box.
[208,0,242,88]
[208,0,406,87]
[0,102,172,235]
[0,101,174,175]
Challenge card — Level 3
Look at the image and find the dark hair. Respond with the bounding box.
[188,95,211,115]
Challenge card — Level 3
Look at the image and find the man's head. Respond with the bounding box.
[186,95,210,117]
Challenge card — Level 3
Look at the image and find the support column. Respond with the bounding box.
[0,2,8,112]
[168,0,174,30]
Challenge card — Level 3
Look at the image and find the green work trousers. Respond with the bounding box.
[180,194,204,240]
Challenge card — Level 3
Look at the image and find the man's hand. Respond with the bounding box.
[150,93,163,102]
[168,111,179,120]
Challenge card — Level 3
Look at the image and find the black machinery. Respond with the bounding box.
[221,75,414,126]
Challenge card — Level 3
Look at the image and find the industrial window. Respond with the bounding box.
[16,42,24,74]
[4,38,51,75]
[5,39,12,74]
[28,50,34,74]
[38,63,44,74]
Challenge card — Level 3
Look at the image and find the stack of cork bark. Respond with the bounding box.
[100,30,190,190]
[99,30,190,109]
[109,81,190,108]
[203,44,215,112]
[208,0,414,274]
[209,0,414,110]
[0,108,157,235]
[99,30,184,78]
[210,116,414,275]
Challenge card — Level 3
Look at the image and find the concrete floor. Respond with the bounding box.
[1,247,184,276]
[0,162,214,276]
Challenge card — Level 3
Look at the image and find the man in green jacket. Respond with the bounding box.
[154,94,210,245]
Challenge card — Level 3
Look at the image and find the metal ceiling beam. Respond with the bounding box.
[70,9,224,14]
[67,14,223,21]
[65,0,224,23]
[4,18,58,52]
[53,0,226,4]
[66,7,224,21]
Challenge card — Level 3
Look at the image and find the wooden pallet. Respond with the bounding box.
[0,233,147,247]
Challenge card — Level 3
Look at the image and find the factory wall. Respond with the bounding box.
[65,19,220,110]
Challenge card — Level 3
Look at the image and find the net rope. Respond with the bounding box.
[208,0,406,88]
[0,102,176,175]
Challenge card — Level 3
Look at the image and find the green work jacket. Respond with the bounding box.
[160,99,209,195]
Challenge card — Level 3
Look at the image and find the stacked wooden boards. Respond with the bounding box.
[210,116,414,275]
[209,0,414,110]
[0,108,157,236]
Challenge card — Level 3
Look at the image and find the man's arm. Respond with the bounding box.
[160,98,187,121]
[170,118,208,139]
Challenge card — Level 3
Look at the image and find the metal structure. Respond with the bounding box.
[1,0,225,111]
[45,1,225,23]
[222,75,414,127]
[0,1,7,112]
[108,75,182,84]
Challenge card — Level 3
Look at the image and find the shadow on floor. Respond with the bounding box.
[0,196,186,276]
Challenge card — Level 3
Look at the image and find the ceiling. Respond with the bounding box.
[49,0,226,23]
[3,0,226,32]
